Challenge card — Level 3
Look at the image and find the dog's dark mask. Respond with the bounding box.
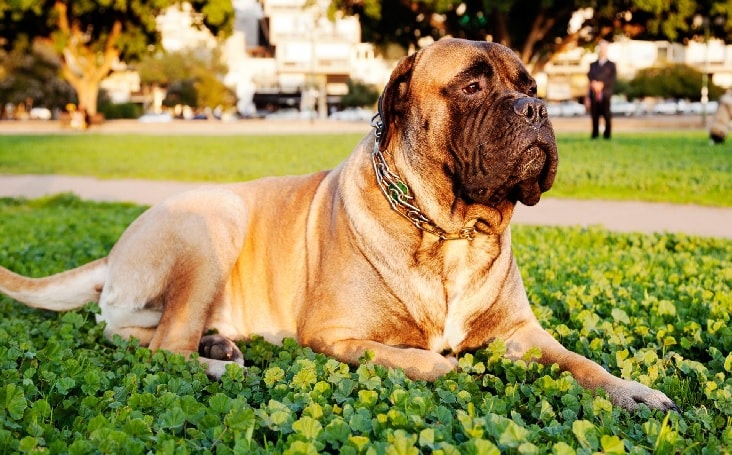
[379,41,558,208]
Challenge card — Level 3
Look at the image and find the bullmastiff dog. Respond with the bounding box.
[0,38,676,412]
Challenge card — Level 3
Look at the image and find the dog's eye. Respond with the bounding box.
[463,82,482,95]
[528,86,537,97]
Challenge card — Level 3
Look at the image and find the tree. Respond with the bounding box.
[340,79,380,108]
[0,37,75,112]
[623,64,724,101]
[329,0,591,70]
[137,47,235,111]
[329,0,732,71]
[589,0,732,43]
[192,70,236,110]
[0,0,234,115]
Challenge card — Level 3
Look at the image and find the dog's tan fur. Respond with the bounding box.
[0,39,676,411]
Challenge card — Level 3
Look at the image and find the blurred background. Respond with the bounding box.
[1,0,731,125]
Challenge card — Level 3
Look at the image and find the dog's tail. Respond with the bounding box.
[0,258,108,311]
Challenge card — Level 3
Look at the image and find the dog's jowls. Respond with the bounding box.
[0,38,676,412]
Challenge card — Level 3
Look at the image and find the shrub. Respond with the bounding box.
[98,102,144,120]
[621,64,725,100]
[340,79,380,108]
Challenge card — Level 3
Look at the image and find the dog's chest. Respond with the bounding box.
[421,238,500,353]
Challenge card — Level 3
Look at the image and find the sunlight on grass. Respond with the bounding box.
[552,132,731,206]
[1,131,730,206]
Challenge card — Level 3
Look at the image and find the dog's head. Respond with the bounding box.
[378,38,558,208]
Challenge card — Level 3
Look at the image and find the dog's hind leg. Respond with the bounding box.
[100,187,249,378]
[146,273,216,355]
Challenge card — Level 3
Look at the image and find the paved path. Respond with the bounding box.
[1,116,730,239]
[0,114,712,135]
[1,173,730,239]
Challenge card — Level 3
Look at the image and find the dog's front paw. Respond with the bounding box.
[199,334,244,365]
[607,379,678,412]
[198,335,246,380]
[403,352,458,381]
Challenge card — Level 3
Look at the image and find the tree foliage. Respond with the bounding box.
[330,0,732,70]
[0,38,75,111]
[591,0,732,43]
[0,0,234,114]
[137,47,235,110]
[340,79,380,108]
[192,71,236,110]
[622,64,725,101]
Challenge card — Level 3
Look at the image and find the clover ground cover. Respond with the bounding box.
[0,195,729,453]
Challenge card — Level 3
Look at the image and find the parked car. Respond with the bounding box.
[611,100,641,116]
[559,101,587,117]
[688,101,719,115]
[138,112,173,123]
[651,99,680,115]
[265,108,308,120]
[329,107,373,121]
[29,107,52,120]
[546,103,562,118]
[545,101,586,117]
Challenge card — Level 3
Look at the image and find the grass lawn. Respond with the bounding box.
[0,133,358,183]
[0,130,730,206]
[551,132,731,206]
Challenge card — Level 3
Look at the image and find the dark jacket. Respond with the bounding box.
[587,59,617,100]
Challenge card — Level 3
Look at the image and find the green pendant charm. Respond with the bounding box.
[388,181,409,202]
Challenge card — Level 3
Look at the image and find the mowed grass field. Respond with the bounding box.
[0,130,730,206]
[0,130,730,453]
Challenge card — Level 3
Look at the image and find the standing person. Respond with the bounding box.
[587,40,617,139]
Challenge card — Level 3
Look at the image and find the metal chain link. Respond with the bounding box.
[370,113,476,241]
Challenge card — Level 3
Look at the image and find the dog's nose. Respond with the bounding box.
[513,97,547,127]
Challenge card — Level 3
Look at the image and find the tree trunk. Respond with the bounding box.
[54,2,121,116]
[73,79,100,116]
[59,51,118,117]
[492,8,511,47]
[61,62,105,116]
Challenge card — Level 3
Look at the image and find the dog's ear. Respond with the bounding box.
[379,53,416,151]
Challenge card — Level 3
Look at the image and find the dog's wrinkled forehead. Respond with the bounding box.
[377,38,533,151]
[413,39,527,87]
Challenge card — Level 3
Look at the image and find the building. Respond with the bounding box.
[138,0,394,118]
[541,37,732,102]
[104,3,732,114]
[231,0,395,117]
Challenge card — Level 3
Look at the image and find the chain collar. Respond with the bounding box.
[370,112,476,241]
